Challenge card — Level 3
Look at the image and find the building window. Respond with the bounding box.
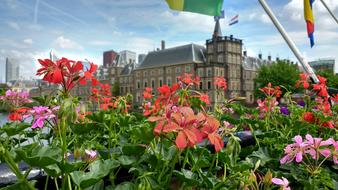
[185,66,191,73]
[207,44,213,53]
[167,78,172,86]
[159,79,163,87]
[208,81,211,89]
[144,80,148,88]
[151,80,155,88]
[217,43,223,52]
[176,67,181,73]
[143,71,148,76]
[166,68,171,74]
[137,81,140,89]
[130,87,133,93]
[125,87,128,93]
[121,87,123,94]
[198,68,203,77]
[207,68,212,77]
[217,54,223,63]
[136,72,140,77]
[158,69,163,75]
[151,70,155,76]
[199,82,203,90]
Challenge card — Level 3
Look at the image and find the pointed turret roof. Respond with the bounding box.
[213,19,222,39]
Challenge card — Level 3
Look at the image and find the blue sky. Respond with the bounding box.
[0,0,337,82]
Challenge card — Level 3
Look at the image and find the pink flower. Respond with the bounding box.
[332,140,338,164]
[84,149,97,162]
[305,134,333,159]
[0,90,32,107]
[26,106,56,129]
[280,135,307,164]
[272,177,291,190]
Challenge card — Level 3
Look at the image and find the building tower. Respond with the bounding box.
[204,18,243,98]
[5,58,20,83]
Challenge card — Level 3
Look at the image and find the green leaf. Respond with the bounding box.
[70,159,120,188]
[16,144,62,167]
[118,155,137,166]
[1,122,31,136]
[84,180,104,190]
[114,182,136,190]
[122,145,146,157]
[0,180,36,190]
[43,164,61,177]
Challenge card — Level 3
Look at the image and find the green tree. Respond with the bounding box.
[316,70,338,89]
[254,61,300,98]
[112,81,120,96]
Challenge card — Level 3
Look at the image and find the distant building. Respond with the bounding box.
[119,50,136,67]
[138,54,147,65]
[5,58,19,83]
[103,50,119,68]
[309,58,335,74]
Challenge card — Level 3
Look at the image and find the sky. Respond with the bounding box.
[0,0,337,82]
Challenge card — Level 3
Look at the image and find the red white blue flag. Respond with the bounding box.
[229,14,239,26]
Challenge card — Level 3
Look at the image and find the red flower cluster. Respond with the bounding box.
[260,83,282,98]
[178,73,200,86]
[149,106,224,151]
[8,107,30,122]
[36,58,98,93]
[214,77,227,91]
[312,75,328,97]
[296,73,310,89]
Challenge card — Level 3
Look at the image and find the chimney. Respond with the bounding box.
[268,55,271,61]
[243,51,247,57]
[258,53,262,59]
[161,40,165,50]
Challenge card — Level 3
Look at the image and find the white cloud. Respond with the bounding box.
[54,36,83,50]
[7,21,20,30]
[23,38,33,45]
[87,40,112,46]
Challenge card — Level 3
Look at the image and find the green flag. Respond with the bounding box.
[165,0,224,16]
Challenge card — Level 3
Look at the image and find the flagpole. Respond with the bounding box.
[319,0,338,25]
[257,0,319,84]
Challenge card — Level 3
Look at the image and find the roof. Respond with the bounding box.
[136,44,206,69]
[120,64,134,75]
[242,56,274,71]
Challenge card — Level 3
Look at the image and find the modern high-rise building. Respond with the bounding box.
[309,58,335,74]
[5,58,20,82]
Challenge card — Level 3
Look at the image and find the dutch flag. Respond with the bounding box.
[229,14,239,26]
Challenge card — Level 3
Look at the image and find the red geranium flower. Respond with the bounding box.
[201,116,224,152]
[37,59,63,84]
[214,77,227,90]
[313,75,328,97]
[8,107,30,122]
[296,73,310,89]
[303,112,315,123]
[199,93,210,105]
[260,83,282,98]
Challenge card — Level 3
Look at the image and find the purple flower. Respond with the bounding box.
[272,177,291,190]
[26,106,56,129]
[297,100,305,107]
[280,107,290,115]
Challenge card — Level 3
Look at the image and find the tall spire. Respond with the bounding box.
[213,19,222,39]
